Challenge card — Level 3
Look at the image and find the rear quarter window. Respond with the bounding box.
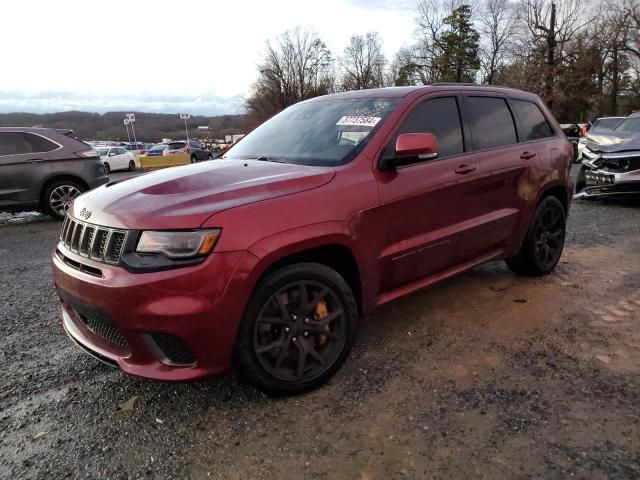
[466,96,517,150]
[511,99,554,141]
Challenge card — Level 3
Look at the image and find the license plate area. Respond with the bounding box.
[585,172,614,186]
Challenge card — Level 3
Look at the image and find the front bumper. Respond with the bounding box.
[574,152,640,198]
[52,243,254,381]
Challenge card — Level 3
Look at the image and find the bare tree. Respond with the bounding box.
[521,0,595,108]
[478,0,520,83]
[340,32,386,90]
[246,28,333,121]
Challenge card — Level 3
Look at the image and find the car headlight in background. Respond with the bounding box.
[136,229,221,259]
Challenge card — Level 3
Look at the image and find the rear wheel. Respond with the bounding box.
[43,180,85,220]
[234,263,358,396]
[128,160,136,171]
[506,196,566,276]
[191,155,197,164]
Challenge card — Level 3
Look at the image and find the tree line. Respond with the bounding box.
[246,0,640,124]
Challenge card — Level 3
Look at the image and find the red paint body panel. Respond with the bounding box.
[51,85,573,381]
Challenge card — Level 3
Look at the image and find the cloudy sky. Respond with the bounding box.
[0,0,417,115]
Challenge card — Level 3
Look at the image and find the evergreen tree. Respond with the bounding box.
[434,5,480,82]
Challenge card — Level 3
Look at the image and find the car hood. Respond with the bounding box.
[584,132,640,153]
[71,159,336,229]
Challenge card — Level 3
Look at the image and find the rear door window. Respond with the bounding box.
[511,99,554,141]
[0,132,57,156]
[0,132,32,156]
[384,96,464,159]
[466,96,517,150]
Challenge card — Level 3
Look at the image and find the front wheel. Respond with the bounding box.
[43,180,85,220]
[234,263,358,396]
[128,160,136,172]
[506,196,566,276]
[103,162,110,174]
[191,155,197,164]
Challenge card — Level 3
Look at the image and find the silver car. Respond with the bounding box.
[575,116,640,198]
[0,127,108,219]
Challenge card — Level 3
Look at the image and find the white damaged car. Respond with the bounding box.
[575,116,640,199]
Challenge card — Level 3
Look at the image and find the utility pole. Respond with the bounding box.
[180,113,191,144]
[124,118,131,142]
[126,113,138,145]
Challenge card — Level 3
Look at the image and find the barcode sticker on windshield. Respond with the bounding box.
[336,116,381,127]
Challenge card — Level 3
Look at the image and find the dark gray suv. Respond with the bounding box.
[0,127,108,219]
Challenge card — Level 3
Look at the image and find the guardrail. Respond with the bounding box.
[137,153,191,170]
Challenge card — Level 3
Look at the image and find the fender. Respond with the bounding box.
[244,221,375,310]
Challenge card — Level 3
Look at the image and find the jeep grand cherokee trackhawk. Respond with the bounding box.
[52,85,573,395]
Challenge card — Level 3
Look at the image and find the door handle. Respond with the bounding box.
[454,164,476,174]
[520,151,536,160]
[27,158,45,163]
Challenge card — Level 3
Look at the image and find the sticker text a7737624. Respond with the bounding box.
[336,116,381,128]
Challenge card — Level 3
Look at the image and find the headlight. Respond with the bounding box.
[136,229,221,259]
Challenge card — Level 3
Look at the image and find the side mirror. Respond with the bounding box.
[379,133,439,171]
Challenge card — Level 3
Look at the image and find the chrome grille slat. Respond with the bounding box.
[59,215,128,265]
[71,223,84,251]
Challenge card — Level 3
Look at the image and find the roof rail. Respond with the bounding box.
[430,82,479,86]
[430,82,519,90]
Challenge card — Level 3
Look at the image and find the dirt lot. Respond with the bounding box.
[1,194,639,479]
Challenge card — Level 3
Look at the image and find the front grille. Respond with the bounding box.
[72,308,128,350]
[60,216,128,265]
[150,333,196,365]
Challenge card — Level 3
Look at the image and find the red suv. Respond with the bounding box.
[52,85,573,395]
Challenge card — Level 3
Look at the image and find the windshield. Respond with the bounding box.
[98,148,108,156]
[592,118,622,133]
[613,118,640,133]
[150,145,165,151]
[168,142,186,149]
[224,97,400,166]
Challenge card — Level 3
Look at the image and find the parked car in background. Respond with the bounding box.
[145,144,168,157]
[165,140,212,163]
[577,117,625,159]
[575,116,640,198]
[120,142,147,155]
[0,127,107,219]
[52,85,572,395]
[97,146,136,173]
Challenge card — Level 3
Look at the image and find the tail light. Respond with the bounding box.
[75,149,99,159]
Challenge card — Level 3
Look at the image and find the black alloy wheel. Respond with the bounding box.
[533,199,565,271]
[506,196,566,276]
[234,263,358,395]
[253,280,347,383]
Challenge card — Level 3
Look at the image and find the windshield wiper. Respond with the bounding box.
[254,156,288,163]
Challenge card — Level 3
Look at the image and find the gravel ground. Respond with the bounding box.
[1,182,639,479]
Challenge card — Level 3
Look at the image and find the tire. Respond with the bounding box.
[191,155,197,164]
[234,263,358,396]
[128,160,136,172]
[103,162,110,174]
[43,180,86,220]
[506,196,566,276]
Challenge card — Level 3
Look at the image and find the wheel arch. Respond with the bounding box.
[538,182,570,214]
[247,229,364,314]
